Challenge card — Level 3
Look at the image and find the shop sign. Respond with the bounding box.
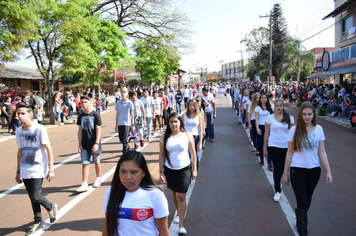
[329,44,356,70]
[322,51,330,71]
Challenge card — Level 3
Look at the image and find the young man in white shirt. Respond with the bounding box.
[114,87,134,153]
[15,102,57,235]
[182,85,190,109]
[140,89,155,142]
[153,91,163,132]
[201,86,216,142]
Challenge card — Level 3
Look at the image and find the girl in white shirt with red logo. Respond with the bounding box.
[102,151,169,236]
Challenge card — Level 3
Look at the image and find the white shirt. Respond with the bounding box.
[242,96,249,110]
[103,187,169,236]
[140,96,154,118]
[288,125,325,169]
[153,97,163,115]
[255,106,273,125]
[133,100,144,117]
[265,114,295,148]
[201,93,215,112]
[184,113,199,135]
[16,122,50,179]
[183,88,190,98]
[161,132,192,170]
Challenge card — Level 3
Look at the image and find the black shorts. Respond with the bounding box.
[164,165,191,193]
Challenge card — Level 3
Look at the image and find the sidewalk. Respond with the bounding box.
[286,102,354,130]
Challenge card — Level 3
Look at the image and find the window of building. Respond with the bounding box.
[342,15,353,34]
[32,81,40,91]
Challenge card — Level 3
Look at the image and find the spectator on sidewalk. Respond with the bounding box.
[15,102,57,235]
[115,87,134,154]
[76,95,102,192]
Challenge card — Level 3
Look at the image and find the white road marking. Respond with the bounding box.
[33,131,161,235]
[0,133,117,199]
[244,129,298,235]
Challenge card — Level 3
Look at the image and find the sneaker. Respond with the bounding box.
[209,139,214,142]
[139,140,144,147]
[259,160,264,165]
[26,222,44,235]
[94,177,102,188]
[256,151,259,156]
[267,163,273,171]
[179,227,187,234]
[160,128,163,132]
[273,192,281,202]
[76,182,89,192]
[48,203,57,223]
[174,215,179,224]
[134,144,139,149]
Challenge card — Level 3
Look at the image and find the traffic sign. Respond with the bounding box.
[270,76,275,81]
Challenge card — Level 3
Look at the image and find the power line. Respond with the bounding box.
[297,18,333,38]
[300,20,338,43]
[297,1,334,26]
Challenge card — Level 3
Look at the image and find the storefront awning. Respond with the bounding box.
[323,0,356,20]
[309,66,356,78]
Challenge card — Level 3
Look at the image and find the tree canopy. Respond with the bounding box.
[133,36,180,84]
[93,0,193,54]
[0,0,39,67]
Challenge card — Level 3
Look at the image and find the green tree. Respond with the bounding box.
[61,18,129,96]
[240,27,269,58]
[0,0,39,68]
[133,37,180,84]
[285,37,315,82]
[270,3,289,80]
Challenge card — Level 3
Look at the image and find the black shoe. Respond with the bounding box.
[26,222,44,235]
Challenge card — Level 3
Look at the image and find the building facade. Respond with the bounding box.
[311,0,356,85]
[221,59,248,81]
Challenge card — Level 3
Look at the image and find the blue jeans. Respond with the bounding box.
[205,111,214,140]
[176,103,182,114]
[143,117,153,139]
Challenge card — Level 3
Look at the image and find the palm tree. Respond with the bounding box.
[285,37,315,82]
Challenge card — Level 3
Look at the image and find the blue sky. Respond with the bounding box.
[173,0,335,73]
[10,0,336,74]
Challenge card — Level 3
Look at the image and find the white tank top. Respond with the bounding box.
[161,132,192,170]
[184,113,199,135]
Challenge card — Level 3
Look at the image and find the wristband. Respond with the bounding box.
[159,170,164,173]
[94,143,99,145]
[16,170,20,174]
[48,170,54,173]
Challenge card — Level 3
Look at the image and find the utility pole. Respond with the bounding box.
[236,50,244,81]
[260,10,272,93]
[219,60,224,81]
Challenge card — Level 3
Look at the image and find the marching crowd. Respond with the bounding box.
[8,82,218,235]
[1,79,347,236]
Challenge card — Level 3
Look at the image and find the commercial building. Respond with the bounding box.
[221,59,248,81]
[310,0,356,85]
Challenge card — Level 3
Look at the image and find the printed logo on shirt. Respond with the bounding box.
[207,100,212,104]
[81,116,95,130]
[118,208,153,221]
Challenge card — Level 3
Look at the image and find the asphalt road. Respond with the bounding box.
[0,95,355,236]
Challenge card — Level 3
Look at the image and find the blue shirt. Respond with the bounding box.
[165,93,173,108]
